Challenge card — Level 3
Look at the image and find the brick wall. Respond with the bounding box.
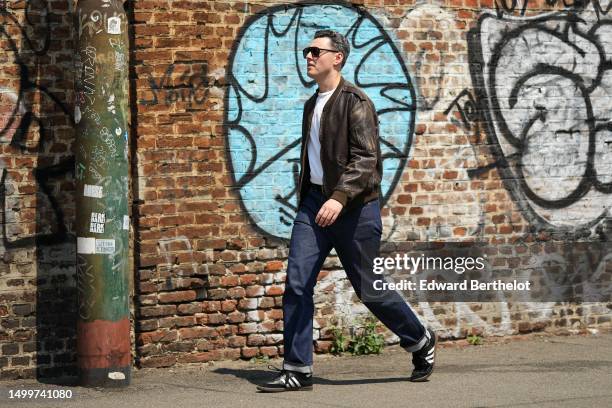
[1,0,611,378]
[0,0,78,379]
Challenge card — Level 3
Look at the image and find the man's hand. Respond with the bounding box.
[315,199,343,227]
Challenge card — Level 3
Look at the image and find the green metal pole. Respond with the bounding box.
[74,0,130,387]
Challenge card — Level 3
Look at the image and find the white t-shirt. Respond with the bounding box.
[308,88,336,185]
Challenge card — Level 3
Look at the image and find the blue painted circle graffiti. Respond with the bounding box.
[225,3,415,239]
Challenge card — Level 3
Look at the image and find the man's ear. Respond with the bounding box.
[335,52,344,69]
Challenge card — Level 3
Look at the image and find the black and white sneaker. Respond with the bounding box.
[256,365,313,392]
[409,327,437,382]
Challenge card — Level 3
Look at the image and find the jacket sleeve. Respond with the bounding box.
[330,97,380,207]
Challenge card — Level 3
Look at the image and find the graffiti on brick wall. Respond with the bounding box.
[0,0,55,146]
[138,63,210,107]
[0,0,74,252]
[397,4,457,114]
[467,5,612,234]
[492,0,611,19]
[325,242,611,339]
[224,2,416,239]
[158,235,199,275]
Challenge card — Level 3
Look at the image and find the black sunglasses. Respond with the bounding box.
[302,46,339,58]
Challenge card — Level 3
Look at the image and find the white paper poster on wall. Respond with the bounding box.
[95,239,115,254]
[84,184,103,198]
[77,237,115,255]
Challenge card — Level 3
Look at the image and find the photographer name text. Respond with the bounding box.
[373,279,531,291]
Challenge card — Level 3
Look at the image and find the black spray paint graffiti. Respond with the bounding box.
[414,49,446,112]
[443,88,481,132]
[0,0,74,249]
[138,64,210,107]
[466,5,612,233]
[493,0,611,20]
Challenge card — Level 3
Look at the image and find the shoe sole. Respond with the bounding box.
[409,329,437,382]
[256,385,313,392]
[408,368,433,382]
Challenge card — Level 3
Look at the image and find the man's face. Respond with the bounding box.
[305,37,343,79]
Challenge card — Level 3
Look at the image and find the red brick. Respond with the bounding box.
[221,300,237,312]
[179,327,218,340]
[228,336,246,348]
[246,285,264,297]
[265,285,284,296]
[138,329,178,345]
[443,170,458,179]
[241,347,259,358]
[177,303,202,315]
[238,323,258,334]
[221,275,240,287]
[247,334,266,346]
[202,301,221,312]
[139,355,176,368]
[265,261,284,271]
[140,305,176,317]
[266,309,283,320]
[228,287,246,298]
[224,348,242,360]
[259,346,278,357]
[228,311,245,323]
[158,290,197,303]
[205,313,224,324]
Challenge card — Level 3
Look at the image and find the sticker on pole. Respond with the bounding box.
[77,237,95,254]
[84,184,103,198]
[123,215,129,230]
[95,239,115,254]
[107,16,121,34]
[77,237,116,254]
[108,371,126,380]
[90,212,105,234]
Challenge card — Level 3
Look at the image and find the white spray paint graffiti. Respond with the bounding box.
[158,235,201,276]
[469,7,612,232]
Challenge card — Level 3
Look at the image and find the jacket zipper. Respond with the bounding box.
[319,104,327,197]
[298,102,314,202]
[299,132,309,199]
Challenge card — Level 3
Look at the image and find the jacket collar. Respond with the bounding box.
[316,75,344,118]
[315,75,345,102]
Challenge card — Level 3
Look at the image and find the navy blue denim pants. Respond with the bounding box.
[282,187,427,373]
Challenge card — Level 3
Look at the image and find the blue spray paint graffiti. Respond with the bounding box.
[224,2,416,239]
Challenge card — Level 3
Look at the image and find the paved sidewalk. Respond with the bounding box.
[1,333,611,408]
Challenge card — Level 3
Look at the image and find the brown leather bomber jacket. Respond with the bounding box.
[297,76,382,212]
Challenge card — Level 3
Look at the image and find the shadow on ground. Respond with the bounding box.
[213,367,410,386]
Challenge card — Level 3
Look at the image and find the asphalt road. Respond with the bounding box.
[1,332,611,408]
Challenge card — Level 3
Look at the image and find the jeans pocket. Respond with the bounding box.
[353,220,382,241]
[356,202,382,236]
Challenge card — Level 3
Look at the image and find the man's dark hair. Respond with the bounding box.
[314,30,350,69]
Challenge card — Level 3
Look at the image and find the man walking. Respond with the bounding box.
[256,30,436,392]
